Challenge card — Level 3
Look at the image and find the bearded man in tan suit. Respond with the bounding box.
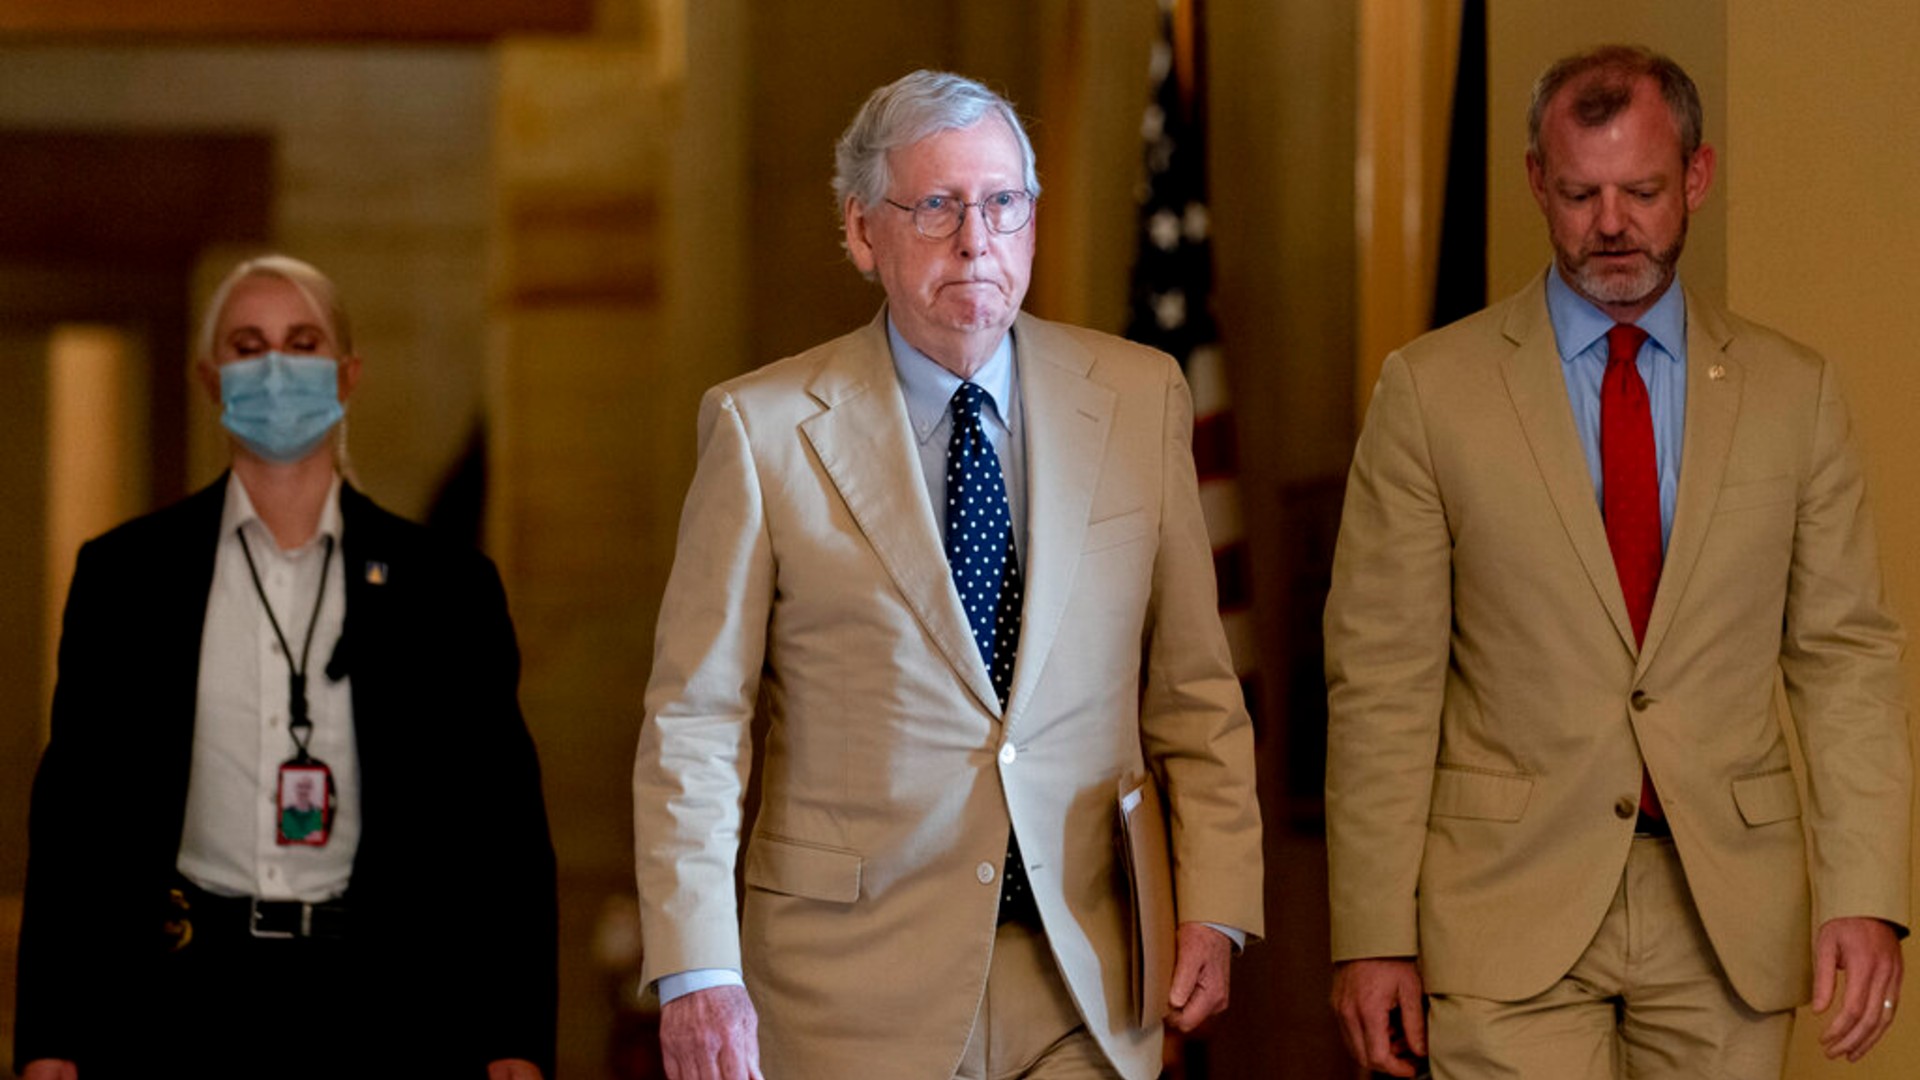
[632,70,1263,1080]
[1325,45,1910,1079]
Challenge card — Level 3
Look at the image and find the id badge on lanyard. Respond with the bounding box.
[238,528,340,847]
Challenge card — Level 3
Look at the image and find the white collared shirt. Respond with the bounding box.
[176,474,360,901]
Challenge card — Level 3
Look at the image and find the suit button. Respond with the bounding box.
[976,862,997,885]
[1631,690,1651,711]
[1614,796,1637,819]
[998,743,1017,766]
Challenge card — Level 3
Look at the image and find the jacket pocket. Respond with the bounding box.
[744,834,863,902]
[1428,765,1533,822]
[1083,508,1151,553]
[1732,768,1802,825]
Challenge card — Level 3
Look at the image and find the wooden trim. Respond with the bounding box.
[1355,0,1462,417]
[0,0,593,41]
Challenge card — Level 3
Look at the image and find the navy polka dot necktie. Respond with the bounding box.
[944,382,1024,704]
[945,382,1034,923]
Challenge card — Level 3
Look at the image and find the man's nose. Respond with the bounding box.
[1596,190,1629,235]
[953,202,991,257]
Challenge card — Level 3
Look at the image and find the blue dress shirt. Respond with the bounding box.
[1546,266,1688,550]
[888,316,1028,554]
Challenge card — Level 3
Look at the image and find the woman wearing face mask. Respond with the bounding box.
[14,255,557,1080]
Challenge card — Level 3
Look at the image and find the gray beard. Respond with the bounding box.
[1568,250,1671,306]
[1564,216,1688,308]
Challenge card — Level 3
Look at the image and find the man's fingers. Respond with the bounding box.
[1820,972,1871,1057]
[1167,949,1201,1009]
[1333,1003,1370,1065]
[1331,960,1421,1078]
[1362,1004,1415,1077]
[1824,964,1897,1061]
[1815,918,1905,1062]
[1166,961,1226,1032]
[1166,923,1234,1028]
[1811,932,1840,1013]
[1397,977,1428,1058]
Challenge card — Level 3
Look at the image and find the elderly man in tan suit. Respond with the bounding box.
[632,70,1263,1080]
[1325,45,1910,1079]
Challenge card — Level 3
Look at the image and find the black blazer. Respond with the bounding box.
[15,477,557,1075]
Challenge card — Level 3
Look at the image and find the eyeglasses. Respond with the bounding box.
[882,190,1035,239]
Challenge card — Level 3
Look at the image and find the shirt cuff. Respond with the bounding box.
[656,967,745,1004]
[1204,922,1247,952]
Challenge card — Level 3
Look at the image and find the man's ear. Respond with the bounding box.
[1525,151,1551,214]
[1684,143,1717,213]
[844,195,878,275]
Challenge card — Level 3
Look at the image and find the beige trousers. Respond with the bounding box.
[955,920,1123,1080]
[1428,837,1794,1080]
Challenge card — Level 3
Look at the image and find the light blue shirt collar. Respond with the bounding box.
[1545,264,1687,364]
[887,315,1016,439]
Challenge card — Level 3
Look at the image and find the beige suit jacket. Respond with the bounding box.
[634,311,1264,1079]
[1325,273,1910,1012]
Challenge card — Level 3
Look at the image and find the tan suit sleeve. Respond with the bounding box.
[1138,363,1265,939]
[1323,352,1454,962]
[1779,357,1911,932]
[633,386,775,983]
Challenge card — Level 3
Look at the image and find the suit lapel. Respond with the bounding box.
[1637,290,1740,672]
[1005,314,1115,723]
[155,477,233,824]
[1498,277,1639,654]
[337,484,395,692]
[800,316,1003,715]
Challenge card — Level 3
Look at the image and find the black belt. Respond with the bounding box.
[1633,811,1672,838]
[176,879,352,941]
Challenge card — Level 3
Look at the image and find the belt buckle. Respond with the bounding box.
[249,898,308,939]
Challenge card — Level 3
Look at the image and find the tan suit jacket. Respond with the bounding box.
[634,311,1264,1079]
[1325,273,1909,1012]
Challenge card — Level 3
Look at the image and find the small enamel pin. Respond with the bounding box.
[1709,364,1726,381]
[365,561,388,585]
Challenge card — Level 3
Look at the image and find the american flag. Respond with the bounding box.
[1125,0,1260,725]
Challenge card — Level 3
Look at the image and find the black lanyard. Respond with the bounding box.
[236,527,336,764]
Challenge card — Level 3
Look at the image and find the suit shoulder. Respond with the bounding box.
[78,480,225,564]
[342,487,501,585]
[1027,315,1175,368]
[1391,292,1524,374]
[1015,315,1182,400]
[712,322,875,405]
[1715,304,1829,371]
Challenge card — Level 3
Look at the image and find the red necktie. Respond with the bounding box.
[1601,322,1664,817]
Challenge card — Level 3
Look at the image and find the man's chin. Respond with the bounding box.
[1569,262,1667,308]
[936,304,1017,336]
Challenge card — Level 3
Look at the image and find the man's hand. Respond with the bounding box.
[1330,957,1426,1078]
[21,1060,77,1080]
[1813,916,1904,1062]
[1166,922,1234,1032]
[486,1059,544,1080]
[660,984,765,1080]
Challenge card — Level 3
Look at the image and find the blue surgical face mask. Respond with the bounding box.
[219,351,345,464]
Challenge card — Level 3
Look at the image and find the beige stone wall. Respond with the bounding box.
[1725,4,1920,1075]
[0,44,494,520]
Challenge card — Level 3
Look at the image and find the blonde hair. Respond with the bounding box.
[197,253,355,364]
[199,253,358,478]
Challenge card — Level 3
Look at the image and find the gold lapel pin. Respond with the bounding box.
[1709,364,1726,381]
[365,561,388,585]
